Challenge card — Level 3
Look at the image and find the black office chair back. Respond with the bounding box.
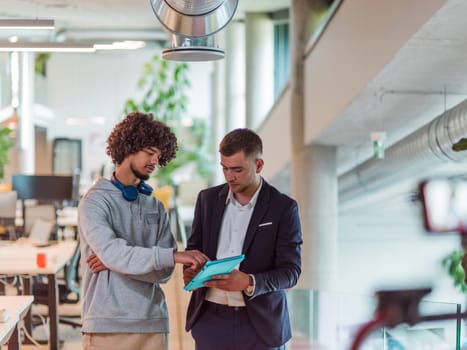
[65,239,81,299]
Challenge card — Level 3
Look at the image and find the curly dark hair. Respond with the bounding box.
[106,112,178,167]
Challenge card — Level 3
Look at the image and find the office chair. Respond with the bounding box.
[32,239,82,328]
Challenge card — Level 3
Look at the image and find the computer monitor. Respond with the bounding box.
[12,175,73,201]
[12,175,74,238]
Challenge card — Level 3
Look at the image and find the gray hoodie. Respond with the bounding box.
[78,177,177,333]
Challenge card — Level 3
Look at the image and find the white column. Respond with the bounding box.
[288,2,339,346]
[245,13,274,130]
[19,52,35,174]
[296,145,338,290]
[211,31,226,185]
[288,0,339,291]
[224,20,245,131]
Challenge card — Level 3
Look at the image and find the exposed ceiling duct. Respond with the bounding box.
[150,0,239,61]
[339,97,467,205]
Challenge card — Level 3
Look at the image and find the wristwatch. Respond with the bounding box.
[245,274,255,295]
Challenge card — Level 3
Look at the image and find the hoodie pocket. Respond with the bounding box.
[144,213,160,244]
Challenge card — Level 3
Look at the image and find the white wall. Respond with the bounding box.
[257,87,291,181]
[40,48,213,190]
[339,205,465,305]
[303,0,447,144]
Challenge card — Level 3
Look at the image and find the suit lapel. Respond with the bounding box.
[242,182,270,254]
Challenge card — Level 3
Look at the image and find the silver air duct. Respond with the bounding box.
[339,98,467,204]
[150,0,239,61]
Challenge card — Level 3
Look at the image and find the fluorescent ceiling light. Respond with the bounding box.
[94,41,146,50]
[0,42,95,53]
[0,19,55,30]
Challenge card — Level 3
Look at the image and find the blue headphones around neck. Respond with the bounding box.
[111,175,153,201]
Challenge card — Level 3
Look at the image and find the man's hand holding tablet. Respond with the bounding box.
[183,254,245,291]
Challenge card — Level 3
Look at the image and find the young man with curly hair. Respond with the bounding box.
[78,112,208,350]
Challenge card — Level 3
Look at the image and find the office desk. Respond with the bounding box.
[0,240,77,350]
[0,295,34,350]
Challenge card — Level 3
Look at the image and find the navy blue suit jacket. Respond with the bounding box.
[185,179,302,347]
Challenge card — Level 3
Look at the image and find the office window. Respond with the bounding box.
[53,138,82,176]
[274,22,290,99]
[272,0,337,99]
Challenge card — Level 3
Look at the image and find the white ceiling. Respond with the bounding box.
[0,0,290,42]
[321,0,467,175]
[328,0,467,216]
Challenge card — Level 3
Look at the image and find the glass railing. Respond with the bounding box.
[287,288,462,350]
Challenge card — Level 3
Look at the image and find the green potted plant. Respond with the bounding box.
[124,54,213,187]
[442,250,467,293]
[0,126,14,181]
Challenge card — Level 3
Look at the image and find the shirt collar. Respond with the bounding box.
[225,177,263,209]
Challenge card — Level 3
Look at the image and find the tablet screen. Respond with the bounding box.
[184,254,245,291]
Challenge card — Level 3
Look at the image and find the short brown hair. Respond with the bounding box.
[106,112,178,166]
[219,128,262,158]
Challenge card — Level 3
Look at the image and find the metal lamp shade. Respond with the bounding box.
[150,0,238,37]
[162,34,225,61]
[150,0,238,61]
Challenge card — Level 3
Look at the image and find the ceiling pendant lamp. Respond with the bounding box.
[150,0,239,61]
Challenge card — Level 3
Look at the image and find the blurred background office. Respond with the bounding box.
[1,0,467,348]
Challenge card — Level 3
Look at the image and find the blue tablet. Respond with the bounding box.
[184,254,245,291]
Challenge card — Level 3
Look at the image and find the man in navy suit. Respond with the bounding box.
[184,128,303,350]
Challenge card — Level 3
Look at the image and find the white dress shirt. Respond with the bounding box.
[205,180,262,306]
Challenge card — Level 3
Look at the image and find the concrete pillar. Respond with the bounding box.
[225,20,246,131]
[289,0,338,291]
[19,52,35,174]
[211,31,226,185]
[245,13,274,130]
[296,145,338,289]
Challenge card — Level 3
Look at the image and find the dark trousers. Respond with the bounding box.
[191,301,286,350]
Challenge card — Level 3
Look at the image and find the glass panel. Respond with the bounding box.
[52,138,82,176]
[287,288,461,349]
[274,22,290,98]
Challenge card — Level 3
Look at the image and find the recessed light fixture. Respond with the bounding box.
[93,41,146,50]
[0,42,95,53]
[0,19,55,30]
